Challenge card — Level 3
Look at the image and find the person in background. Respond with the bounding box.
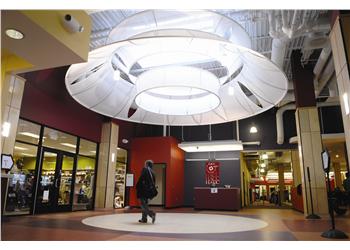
[136,160,156,224]
[343,172,350,193]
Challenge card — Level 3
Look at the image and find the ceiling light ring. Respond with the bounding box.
[127,50,226,79]
[66,12,288,125]
[107,10,251,48]
[135,87,221,116]
[66,60,110,95]
[69,63,115,99]
[111,36,242,82]
[134,66,222,116]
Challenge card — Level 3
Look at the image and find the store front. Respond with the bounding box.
[2,119,98,216]
[114,147,127,208]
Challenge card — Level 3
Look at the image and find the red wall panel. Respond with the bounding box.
[129,136,184,208]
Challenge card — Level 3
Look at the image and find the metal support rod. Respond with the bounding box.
[306,167,320,219]
[163,125,166,137]
[181,126,184,141]
[208,124,212,141]
[236,121,240,141]
[326,172,336,229]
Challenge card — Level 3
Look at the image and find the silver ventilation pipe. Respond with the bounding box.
[276,102,340,145]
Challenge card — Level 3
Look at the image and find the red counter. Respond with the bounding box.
[194,187,240,211]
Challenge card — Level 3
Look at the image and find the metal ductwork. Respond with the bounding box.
[276,102,340,145]
[271,39,287,69]
[268,10,330,71]
[276,103,296,145]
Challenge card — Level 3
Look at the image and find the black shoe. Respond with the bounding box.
[151,213,156,224]
[138,219,147,223]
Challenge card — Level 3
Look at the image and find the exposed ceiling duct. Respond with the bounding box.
[266,10,331,106]
[276,101,340,145]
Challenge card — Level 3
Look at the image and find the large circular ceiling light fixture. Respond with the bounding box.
[65,10,288,125]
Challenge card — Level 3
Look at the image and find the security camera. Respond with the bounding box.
[62,14,84,33]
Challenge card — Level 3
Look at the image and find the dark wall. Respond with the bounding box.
[170,122,237,142]
[320,106,344,134]
[168,109,298,150]
[184,151,240,206]
[20,67,105,142]
[236,108,297,150]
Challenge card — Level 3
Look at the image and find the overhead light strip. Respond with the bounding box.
[185,158,239,161]
[19,132,40,139]
[60,143,76,148]
[178,140,243,152]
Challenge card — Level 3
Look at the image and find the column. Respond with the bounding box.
[333,162,342,189]
[95,122,118,208]
[330,14,350,166]
[278,165,285,204]
[291,50,329,217]
[1,74,26,155]
[291,150,302,187]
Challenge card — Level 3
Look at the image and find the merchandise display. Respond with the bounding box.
[73,169,95,210]
[4,157,35,215]
[114,164,126,208]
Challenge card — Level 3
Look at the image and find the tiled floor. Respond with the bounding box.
[1,207,350,241]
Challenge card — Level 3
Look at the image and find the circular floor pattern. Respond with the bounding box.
[82,213,268,234]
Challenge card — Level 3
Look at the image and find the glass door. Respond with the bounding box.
[57,154,75,212]
[35,148,75,213]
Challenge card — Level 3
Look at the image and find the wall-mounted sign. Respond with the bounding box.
[321,150,330,173]
[1,154,14,171]
[205,161,220,185]
[126,173,134,187]
[43,190,49,201]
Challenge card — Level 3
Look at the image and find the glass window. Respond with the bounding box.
[43,127,77,154]
[73,156,96,211]
[79,139,97,157]
[16,119,41,145]
[114,148,127,208]
[4,142,38,215]
[58,155,74,205]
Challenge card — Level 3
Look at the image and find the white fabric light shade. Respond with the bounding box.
[65,10,288,125]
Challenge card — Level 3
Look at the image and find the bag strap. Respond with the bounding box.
[147,167,155,185]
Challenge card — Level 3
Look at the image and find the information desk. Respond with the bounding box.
[194,187,240,211]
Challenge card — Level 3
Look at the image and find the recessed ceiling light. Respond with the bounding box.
[5,28,24,40]
[15,146,28,151]
[19,132,40,139]
[21,153,35,157]
[60,143,76,148]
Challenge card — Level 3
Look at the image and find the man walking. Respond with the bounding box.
[136,160,157,223]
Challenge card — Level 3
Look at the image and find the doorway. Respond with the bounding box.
[149,163,166,206]
[34,148,76,213]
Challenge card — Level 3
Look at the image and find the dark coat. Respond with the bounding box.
[136,167,156,199]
